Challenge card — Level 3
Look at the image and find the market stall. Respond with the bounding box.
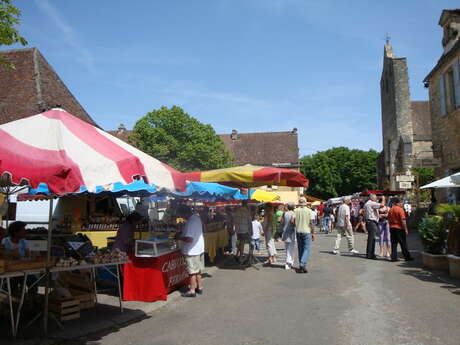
[0,108,186,337]
[122,182,243,302]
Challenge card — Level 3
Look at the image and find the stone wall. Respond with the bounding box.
[427,49,460,201]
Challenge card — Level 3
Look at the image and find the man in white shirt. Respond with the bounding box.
[364,194,385,259]
[178,206,205,298]
[332,197,358,255]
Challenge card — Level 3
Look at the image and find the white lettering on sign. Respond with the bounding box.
[161,256,186,273]
[168,270,189,287]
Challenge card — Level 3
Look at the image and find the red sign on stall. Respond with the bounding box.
[123,250,189,302]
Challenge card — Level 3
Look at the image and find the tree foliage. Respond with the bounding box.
[131,106,233,172]
[300,147,379,200]
[0,0,28,68]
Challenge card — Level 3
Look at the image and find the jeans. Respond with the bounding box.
[296,232,312,268]
[250,238,260,251]
[390,228,412,260]
[366,220,379,258]
[322,216,331,232]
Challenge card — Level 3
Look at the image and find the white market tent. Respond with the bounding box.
[421,172,460,189]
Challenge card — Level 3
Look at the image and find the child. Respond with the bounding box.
[251,215,263,255]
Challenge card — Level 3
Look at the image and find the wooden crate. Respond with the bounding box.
[70,289,96,310]
[50,299,80,322]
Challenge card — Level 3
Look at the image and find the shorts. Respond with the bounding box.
[237,233,250,241]
[185,254,205,275]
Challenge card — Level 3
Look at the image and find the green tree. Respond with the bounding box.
[300,147,379,200]
[131,106,233,171]
[0,0,28,68]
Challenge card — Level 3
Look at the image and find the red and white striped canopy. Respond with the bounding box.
[0,109,185,194]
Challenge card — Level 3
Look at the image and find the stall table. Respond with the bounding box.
[123,251,188,302]
[0,260,128,338]
[204,228,228,262]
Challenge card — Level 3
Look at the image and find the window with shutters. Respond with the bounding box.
[439,59,460,116]
[444,67,456,113]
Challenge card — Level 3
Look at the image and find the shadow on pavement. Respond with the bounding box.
[0,302,151,345]
[398,258,460,296]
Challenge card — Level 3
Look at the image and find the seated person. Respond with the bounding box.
[2,221,29,258]
[113,212,143,254]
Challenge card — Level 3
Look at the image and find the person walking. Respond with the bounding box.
[251,215,263,255]
[178,206,205,297]
[363,194,385,259]
[378,200,391,258]
[292,197,315,273]
[388,198,414,262]
[322,203,333,233]
[233,200,253,263]
[281,202,296,270]
[332,196,359,255]
[263,205,277,265]
[275,205,285,242]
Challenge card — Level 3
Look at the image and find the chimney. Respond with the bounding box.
[118,123,126,134]
[439,9,460,54]
[231,129,238,140]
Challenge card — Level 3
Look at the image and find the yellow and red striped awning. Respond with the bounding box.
[185,165,308,188]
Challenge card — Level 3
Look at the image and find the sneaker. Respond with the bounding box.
[285,264,291,270]
[350,249,359,254]
[332,250,339,255]
[196,288,203,295]
[182,292,196,298]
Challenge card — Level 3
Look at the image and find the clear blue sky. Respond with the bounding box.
[9,0,459,156]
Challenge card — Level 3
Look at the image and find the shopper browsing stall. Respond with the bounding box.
[113,212,142,254]
[233,200,252,262]
[178,206,205,298]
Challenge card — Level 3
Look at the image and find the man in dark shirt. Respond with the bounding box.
[322,204,333,233]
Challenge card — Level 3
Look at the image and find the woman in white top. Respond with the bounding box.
[2,221,29,258]
[281,203,296,270]
[263,205,277,265]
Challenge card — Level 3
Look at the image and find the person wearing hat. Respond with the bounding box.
[292,197,316,273]
[332,196,359,255]
[2,221,30,258]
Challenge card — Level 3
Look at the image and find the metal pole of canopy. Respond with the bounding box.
[43,197,54,333]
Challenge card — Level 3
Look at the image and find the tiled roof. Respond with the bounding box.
[107,128,133,143]
[109,128,300,168]
[218,130,299,167]
[0,48,97,126]
[411,101,432,141]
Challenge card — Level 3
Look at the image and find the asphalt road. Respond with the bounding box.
[66,231,460,345]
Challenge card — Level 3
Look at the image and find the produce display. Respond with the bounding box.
[91,248,129,264]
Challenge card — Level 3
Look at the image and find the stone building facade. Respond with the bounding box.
[377,44,433,190]
[424,9,460,202]
[0,47,96,126]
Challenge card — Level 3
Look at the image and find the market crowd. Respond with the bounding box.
[0,194,414,299]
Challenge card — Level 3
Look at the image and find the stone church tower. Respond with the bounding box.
[377,44,433,190]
